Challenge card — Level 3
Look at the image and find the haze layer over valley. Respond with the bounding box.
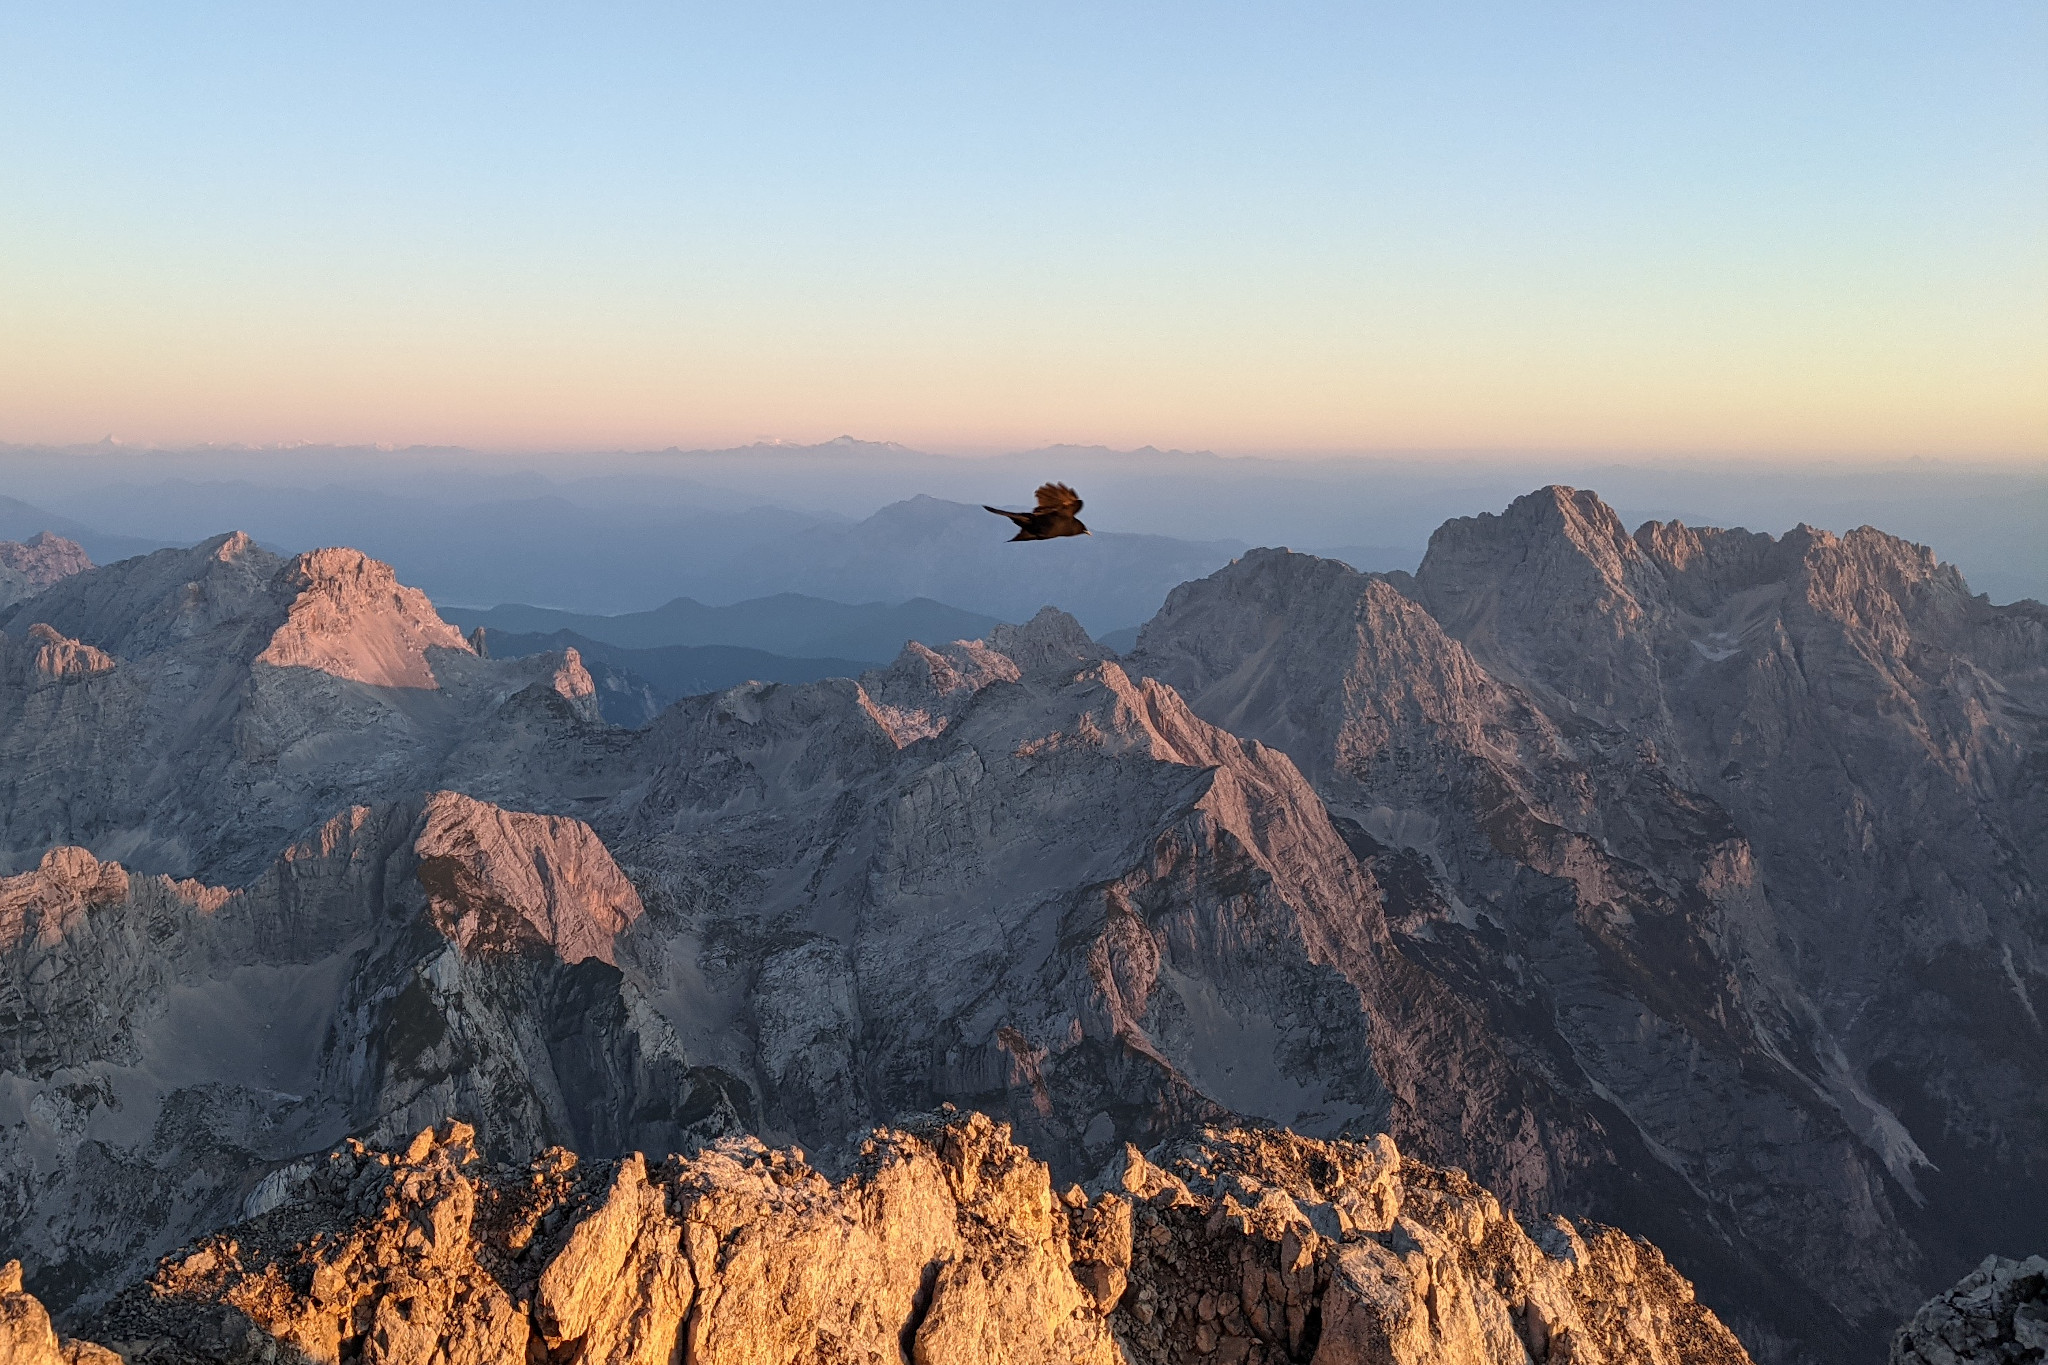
[0,478,2041,1364]
[4,442,2044,621]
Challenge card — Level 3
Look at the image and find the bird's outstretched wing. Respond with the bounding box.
[984,504,1031,526]
[1033,482,1082,515]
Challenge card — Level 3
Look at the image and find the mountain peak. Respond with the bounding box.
[988,606,1109,676]
[413,791,642,966]
[0,531,91,592]
[255,547,472,690]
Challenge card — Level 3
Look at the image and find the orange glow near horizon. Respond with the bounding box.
[2,5,2042,463]
[4,282,2043,459]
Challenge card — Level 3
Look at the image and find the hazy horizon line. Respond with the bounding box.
[3,434,2042,472]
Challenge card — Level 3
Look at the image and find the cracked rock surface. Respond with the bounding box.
[37,1113,1748,1365]
[1890,1255,2048,1365]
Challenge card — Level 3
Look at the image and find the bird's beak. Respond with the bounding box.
[1084,529,1092,535]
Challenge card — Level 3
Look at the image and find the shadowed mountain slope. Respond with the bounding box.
[1126,488,2047,1361]
[444,591,1003,663]
[472,627,871,728]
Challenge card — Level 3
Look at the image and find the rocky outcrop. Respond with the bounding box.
[56,1113,1743,1365]
[255,547,473,690]
[1,1260,120,1364]
[18,623,118,682]
[1111,1125,1749,1365]
[0,533,92,589]
[413,790,643,965]
[0,532,92,612]
[1889,1255,2048,1364]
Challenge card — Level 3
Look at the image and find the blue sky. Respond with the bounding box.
[2,2,2042,455]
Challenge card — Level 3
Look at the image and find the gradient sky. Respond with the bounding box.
[2,3,2043,456]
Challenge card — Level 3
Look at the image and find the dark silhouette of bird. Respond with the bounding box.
[985,483,1090,541]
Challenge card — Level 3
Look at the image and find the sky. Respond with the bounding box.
[2,2,2043,458]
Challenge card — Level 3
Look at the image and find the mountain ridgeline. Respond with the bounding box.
[0,487,2040,1365]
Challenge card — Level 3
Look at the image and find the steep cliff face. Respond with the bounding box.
[1128,489,2046,1360]
[601,618,1413,1173]
[51,1114,1747,1365]
[1416,491,2048,1279]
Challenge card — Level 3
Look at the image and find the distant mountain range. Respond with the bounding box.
[472,627,873,727]
[446,592,1002,663]
[0,496,163,566]
[761,495,1243,632]
[2,484,1249,632]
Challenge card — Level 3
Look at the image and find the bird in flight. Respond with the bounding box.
[985,483,1090,541]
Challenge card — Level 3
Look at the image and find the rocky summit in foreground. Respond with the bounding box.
[0,488,2040,1365]
[30,1112,1744,1365]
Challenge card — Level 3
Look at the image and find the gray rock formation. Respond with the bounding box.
[0,531,92,612]
[0,533,600,880]
[0,793,733,1315]
[0,494,2038,1365]
[1126,488,2047,1360]
[1890,1254,2048,1364]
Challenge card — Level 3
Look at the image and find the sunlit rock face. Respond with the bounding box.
[0,532,93,612]
[0,1258,119,1365]
[44,1114,1747,1365]
[0,535,598,880]
[0,492,2038,1365]
[255,546,474,691]
[0,794,723,1319]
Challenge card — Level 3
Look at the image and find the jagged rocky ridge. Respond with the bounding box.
[1889,1253,2048,1365]
[1127,490,2048,1359]
[17,1112,1747,1364]
[0,491,2039,1364]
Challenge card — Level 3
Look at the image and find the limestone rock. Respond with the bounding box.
[0,1260,119,1364]
[1129,488,2048,1360]
[0,532,92,611]
[533,1153,691,1364]
[2,498,2041,1365]
[19,623,118,682]
[73,1113,1124,1365]
[47,1115,1743,1365]
[414,789,643,965]
[1890,1255,2048,1365]
[255,546,473,690]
